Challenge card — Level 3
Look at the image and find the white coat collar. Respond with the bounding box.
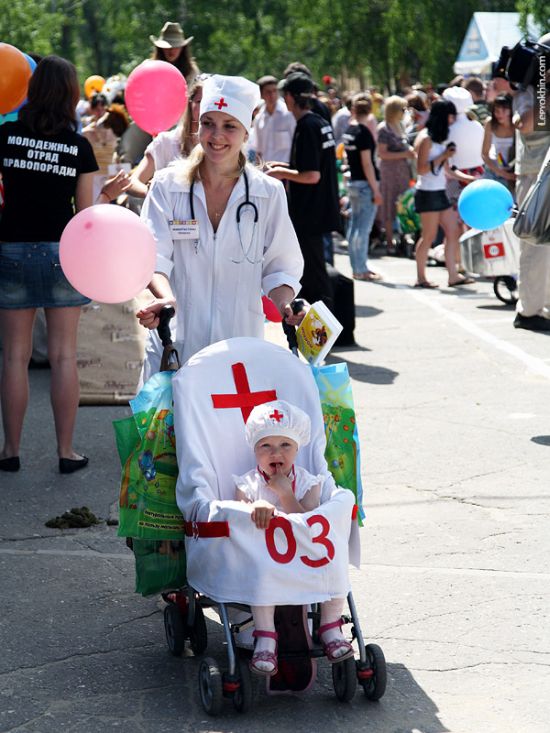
[165,162,272,199]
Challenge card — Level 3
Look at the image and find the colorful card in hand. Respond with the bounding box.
[296,301,343,366]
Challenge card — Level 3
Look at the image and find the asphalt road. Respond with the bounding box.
[1,247,549,733]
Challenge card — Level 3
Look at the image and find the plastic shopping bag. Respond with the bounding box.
[311,362,365,525]
[113,371,186,596]
[114,371,184,540]
[131,538,186,596]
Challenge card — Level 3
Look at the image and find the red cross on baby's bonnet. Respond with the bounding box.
[244,399,311,449]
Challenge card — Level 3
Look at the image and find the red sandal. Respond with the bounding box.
[250,630,278,677]
[318,620,354,663]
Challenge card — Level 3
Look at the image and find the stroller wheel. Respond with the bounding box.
[361,643,387,701]
[232,657,254,713]
[198,657,223,716]
[332,655,357,702]
[164,603,186,657]
[494,276,518,305]
[189,602,208,655]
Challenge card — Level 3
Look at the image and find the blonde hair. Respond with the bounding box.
[180,78,204,156]
[176,144,247,185]
[384,95,407,124]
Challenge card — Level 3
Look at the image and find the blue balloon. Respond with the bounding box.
[9,53,37,115]
[23,53,37,73]
[458,179,514,231]
[0,112,19,126]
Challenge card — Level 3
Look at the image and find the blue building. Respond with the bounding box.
[453,12,542,78]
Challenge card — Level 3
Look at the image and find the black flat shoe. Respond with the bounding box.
[0,456,20,472]
[59,456,89,474]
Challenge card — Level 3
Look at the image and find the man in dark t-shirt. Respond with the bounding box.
[266,72,339,308]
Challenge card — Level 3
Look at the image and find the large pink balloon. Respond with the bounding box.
[60,206,156,303]
[125,60,188,135]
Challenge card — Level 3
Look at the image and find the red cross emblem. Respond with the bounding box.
[270,409,284,422]
[214,97,228,110]
[212,363,277,423]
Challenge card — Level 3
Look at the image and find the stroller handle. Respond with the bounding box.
[282,299,305,354]
[157,305,175,348]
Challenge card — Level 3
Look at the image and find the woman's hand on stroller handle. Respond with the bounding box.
[268,285,308,327]
[281,298,308,352]
[283,299,308,327]
[136,297,177,330]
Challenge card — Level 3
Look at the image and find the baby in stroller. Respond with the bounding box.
[234,399,354,676]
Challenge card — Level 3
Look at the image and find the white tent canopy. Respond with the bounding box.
[453,12,542,77]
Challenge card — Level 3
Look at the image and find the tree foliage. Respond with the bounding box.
[0,0,529,91]
[518,0,550,36]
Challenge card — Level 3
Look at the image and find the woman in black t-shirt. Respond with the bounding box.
[0,56,98,474]
[343,94,383,281]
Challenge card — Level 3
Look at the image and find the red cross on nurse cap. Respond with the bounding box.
[199,74,261,132]
[244,400,311,449]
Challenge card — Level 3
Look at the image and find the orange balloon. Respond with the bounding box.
[0,44,32,114]
[84,75,105,99]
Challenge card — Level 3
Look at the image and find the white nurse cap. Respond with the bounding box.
[200,74,261,131]
[245,400,311,449]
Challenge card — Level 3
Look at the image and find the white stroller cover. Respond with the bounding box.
[172,337,357,605]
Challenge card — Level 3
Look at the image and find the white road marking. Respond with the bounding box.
[358,563,550,580]
[0,548,133,560]
[411,291,550,380]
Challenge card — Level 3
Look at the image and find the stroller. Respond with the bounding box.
[460,219,520,305]
[152,324,387,715]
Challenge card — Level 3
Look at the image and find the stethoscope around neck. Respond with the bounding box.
[189,170,262,264]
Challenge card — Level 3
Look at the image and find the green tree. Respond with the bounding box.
[517,0,550,36]
[0,0,64,57]
[0,0,532,93]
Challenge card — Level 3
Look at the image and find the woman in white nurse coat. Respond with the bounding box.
[138,74,305,373]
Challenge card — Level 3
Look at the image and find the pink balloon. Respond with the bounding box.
[60,206,156,303]
[125,60,188,135]
[262,295,283,322]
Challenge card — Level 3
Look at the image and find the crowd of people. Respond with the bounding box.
[1,19,549,676]
[2,21,550,469]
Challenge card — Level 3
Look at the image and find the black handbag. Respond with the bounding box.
[513,157,550,245]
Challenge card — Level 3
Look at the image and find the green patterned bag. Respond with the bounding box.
[311,363,364,525]
[113,371,186,595]
[114,371,184,540]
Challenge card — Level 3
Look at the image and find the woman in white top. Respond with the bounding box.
[137,75,305,369]
[127,77,205,198]
[482,94,516,193]
[414,100,475,289]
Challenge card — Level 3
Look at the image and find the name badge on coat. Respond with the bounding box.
[170,219,199,239]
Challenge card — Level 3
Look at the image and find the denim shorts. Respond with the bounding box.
[0,242,91,309]
[414,189,451,213]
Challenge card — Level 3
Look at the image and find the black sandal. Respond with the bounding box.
[414,281,438,289]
